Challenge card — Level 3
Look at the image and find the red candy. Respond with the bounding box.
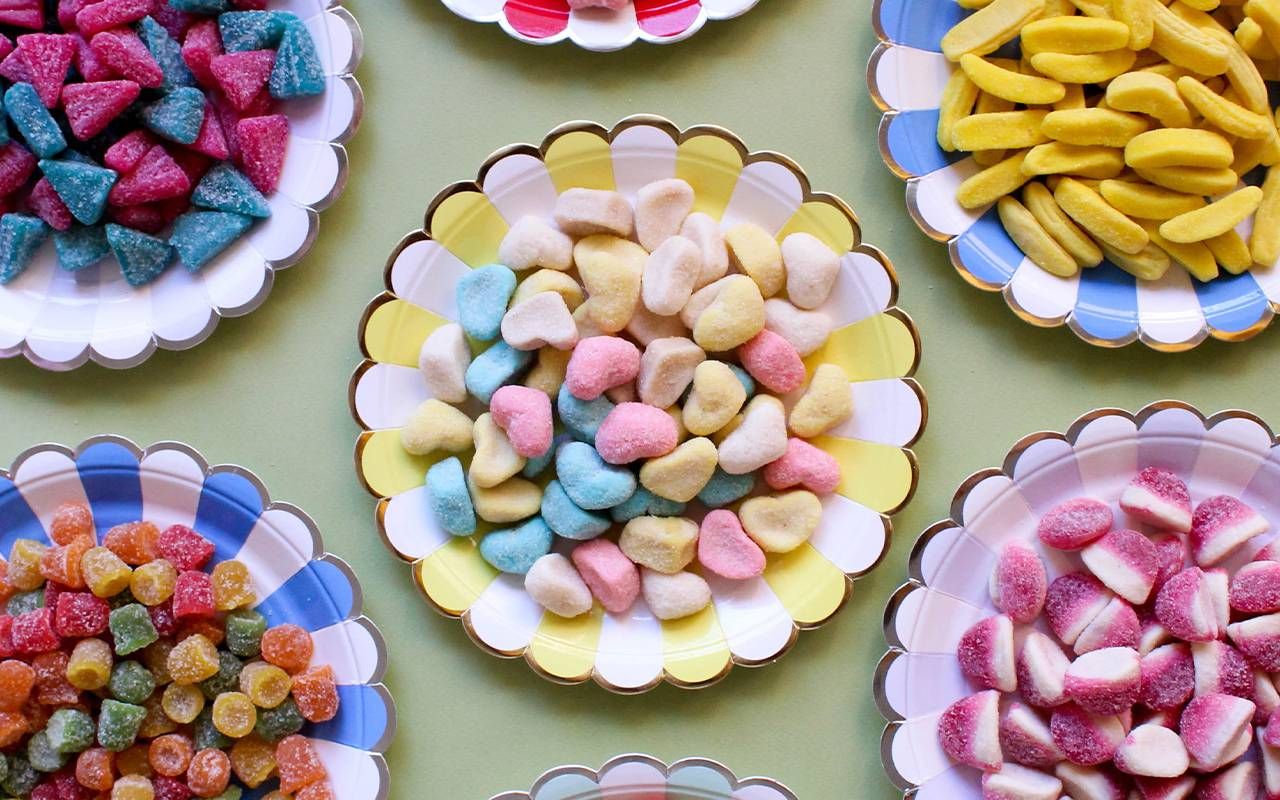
[109,146,191,206]
[188,104,230,160]
[28,178,73,231]
[1120,466,1192,533]
[75,0,158,38]
[16,33,76,108]
[0,142,37,197]
[156,525,215,572]
[12,608,60,655]
[236,114,289,194]
[1074,597,1139,655]
[88,28,164,89]
[172,570,215,619]
[1156,567,1221,643]
[1180,693,1256,772]
[1063,647,1141,716]
[1191,495,1269,567]
[1192,641,1254,699]
[1230,561,1280,614]
[1038,498,1114,551]
[61,79,140,141]
[0,0,43,29]
[1081,529,1158,606]
[1225,614,1280,673]
[180,18,221,87]
[957,615,1017,693]
[998,701,1063,768]
[53,592,109,638]
[1150,533,1187,596]
[210,50,275,111]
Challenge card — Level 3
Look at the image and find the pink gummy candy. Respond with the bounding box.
[697,510,765,580]
[89,28,163,89]
[570,538,639,615]
[762,438,840,495]
[1074,597,1140,655]
[61,79,140,141]
[1230,560,1280,614]
[1049,703,1125,766]
[1017,631,1071,709]
[565,336,641,401]
[593,403,678,465]
[28,178,73,231]
[1254,540,1280,562]
[998,702,1063,768]
[1064,647,1141,716]
[0,47,30,83]
[1179,693,1256,772]
[1197,763,1260,800]
[1155,567,1220,643]
[0,0,42,29]
[103,129,156,173]
[989,541,1048,625]
[1140,643,1194,711]
[1226,614,1280,673]
[1193,641,1255,699]
[1046,572,1112,646]
[108,145,191,206]
[1082,528,1159,606]
[489,385,554,459]
[1265,708,1280,748]
[737,329,805,394]
[0,142,37,198]
[188,104,230,160]
[211,50,275,112]
[1038,497,1114,551]
[957,615,1017,693]
[73,34,114,82]
[1191,495,1269,567]
[938,690,1003,771]
[1135,776,1196,800]
[181,18,223,88]
[236,114,289,195]
[16,33,75,108]
[0,35,11,61]
[1150,534,1187,596]
[76,0,158,38]
[150,3,191,38]
[1120,467,1192,533]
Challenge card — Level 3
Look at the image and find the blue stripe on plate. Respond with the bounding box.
[952,209,1022,286]
[1073,261,1139,342]
[887,110,963,177]
[0,477,44,551]
[1192,269,1271,334]
[193,471,265,563]
[256,559,354,632]
[876,0,965,51]
[308,684,390,751]
[77,442,142,536]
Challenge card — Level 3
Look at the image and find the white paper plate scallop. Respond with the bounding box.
[489,754,797,800]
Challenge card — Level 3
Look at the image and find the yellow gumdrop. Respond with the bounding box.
[469,476,542,523]
[1138,219,1220,281]
[574,235,644,333]
[470,412,526,489]
[1023,182,1104,267]
[683,361,748,437]
[511,269,584,310]
[1029,49,1137,83]
[1019,16,1131,53]
[618,516,699,573]
[740,491,823,554]
[1251,165,1280,266]
[725,223,785,298]
[1098,180,1207,220]
[938,71,981,152]
[1159,186,1263,243]
[959,54,1066,104]
[1135,165,1239,195]
[956,150,1034,209]
[1125,128,1235,170]
[998,196,1081,277]
[1149,0,1230,74]
[400,400,473,456]
[691,274,766,352]
[639,438,719,503]
[1101,240,1173,280]
[951,110,1051,151]
[1041,108,1150,148]
[1176,76,1274,139]
[1205,230,1254,273]
[525,347,571,398]
[1114,0,1155,48]
[790,363,854,439]
[1054,177,1150,254]
[941,0,1047,60]
[1022,143,1127,179]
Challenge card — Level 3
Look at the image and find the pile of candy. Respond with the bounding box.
[0,0,325,287]
[408,178,854,622]
[939,0,1280,283]
[938,467,1280,799]
[0,501,339,799]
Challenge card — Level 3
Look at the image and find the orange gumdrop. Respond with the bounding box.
[50,502,94,545]
[104,521,160,566]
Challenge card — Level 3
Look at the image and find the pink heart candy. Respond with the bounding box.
[489,385,553,459]
[762,438,840,495]
[698,510,766,580]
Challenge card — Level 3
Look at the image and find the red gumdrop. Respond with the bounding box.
[109,145,191,206]
[0,46,31,84]
[72,33,113,82]
[188,103,230,160]
[103,130,157,174]
[149,600,176,637]
[57,0,83,29]
[1230,561,1280,613]
[155,525,214,572]
[28,178,74,232]
[61,79,140,141]
[53,592,109,638]
[210,50,275,112]
[236,114,289,195]
[180,18,221,88]
[75,0,158,38]
[11,608,60,655]
[16,33,76,108]
[0,142,37,198]
[172,570,215,619]
[88,28,164,89]
[989,541,1048,625]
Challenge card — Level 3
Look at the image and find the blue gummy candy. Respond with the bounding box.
[4,83,65,159]
[521,436,561,479]
[218,11,290,52]
[464,341,532,404]
[106,224,172,287]
[479,517,553,575]
[141,87,206,146]
[191,163,270,218]
[556,384,614,445]
[555,442,636,511]
[170,211,253,272]
[140,17,196,91]
[0,214,49,284]
[53,226,110,272]
[697,468,756,509]
[455,264,516,341]
[728,364,756,398]
[168,0,230,12]
[540,480,610,541]
[39,159,117,226]
[426,457,475,537]
[610,487,687,523]
[269,20,325,100]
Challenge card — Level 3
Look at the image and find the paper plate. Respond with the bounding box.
[867,0,1280,351]
[489,754,797,800]
[441,0,760,51]
[0,435,395,799]
[0,1,365,371]
[350,114,925,693]
[876,401,1280,797]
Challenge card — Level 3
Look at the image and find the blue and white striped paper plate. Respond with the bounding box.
[0,435,395,800]
[868,0,1280,350]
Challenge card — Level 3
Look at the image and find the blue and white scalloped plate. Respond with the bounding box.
[868,0,1280,351]
[490,754,797,800]
[0,435,395,799]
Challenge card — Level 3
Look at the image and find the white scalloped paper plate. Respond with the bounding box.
[441,0,760,51]
[489,754,797,800]
[0,1,364,371]
[876,401,1280,798]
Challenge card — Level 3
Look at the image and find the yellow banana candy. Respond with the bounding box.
[1176,76,1274,138]
[997,196,1080,276]
[1135,165,1241,194]
[1098,179,1207,219]
[1205,230,1255,272]
[1101,240,1173,280]
[1236,17,1278,59]
[1106,72,1194,128]
[1251,165,1280,266]
[1054,83,1087,110]
[1206,27,1271,114]
[1180,0,1222,12]
[1039,0,1080,15]
[951,110,1052,151]
[960,54,1067,104]
[1114,0,1155,48]
[937,71,981,152]
[1054,177,1151,254]
[1246,0,1280,54]
[1124,128,1235,169]
[956,150,1035,209]
[1159,186,1264,243]
[1139,219,1221,282]
[1041,108,1150,147]
[1030,49,1138,83]
[1023,181,1105,266]
[1069,0,1114,17]
[1019,16,1132,53]
[1149,0,1231,75]
[941,0,1047,60]
[1022,142,1127,178]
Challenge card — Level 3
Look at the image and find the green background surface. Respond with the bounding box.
[5,0,1280,796]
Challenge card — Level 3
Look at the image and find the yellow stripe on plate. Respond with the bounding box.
[762,543,849,626]
[359,429,440,499]
[430,189,509,267]
[675,135,744,219]
[417,537,498,617]
[528,605,603,683]
[811,435,914,513]
[544,131,616,193]
[777,200,858,253]
[661,604,731,686]
[803,312,916,382]
[364,299,449,368]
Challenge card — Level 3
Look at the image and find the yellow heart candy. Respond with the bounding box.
[639,438,719,503]
[400,400,473,456]
[691,275,765,352]
[739,491,823,554]
[470,412,526,489]
[683,361,748,437]
[469,476,543,524]
[575,235,645,333]
[790,364,854,438]
[618,516,699,574]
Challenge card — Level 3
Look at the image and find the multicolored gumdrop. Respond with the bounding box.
[1081,529,1159,606]
[1191,495,1269,567]
[938,690,1004,771]
[957,615,1017,693]
[1119,467,1192,533]
[1063,647,1141,716]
